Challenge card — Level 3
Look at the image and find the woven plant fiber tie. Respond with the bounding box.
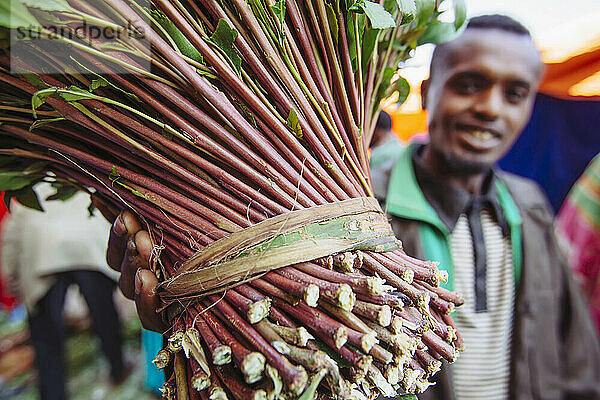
[157,197,399,302]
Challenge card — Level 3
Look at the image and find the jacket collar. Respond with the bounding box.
[385,143,448,234]
[385,143,512,235]
[411,144,509,235]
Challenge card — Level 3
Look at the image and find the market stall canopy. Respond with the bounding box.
[539,34,600,100]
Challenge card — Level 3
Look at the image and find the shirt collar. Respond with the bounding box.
[411,143,509,235]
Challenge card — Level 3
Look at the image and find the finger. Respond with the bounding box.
[134,268,165,332]
[107,213,128,270]
[134,230,153,267]
[107,210,143,271]
[119,236,139,299]
[119,230,153,299]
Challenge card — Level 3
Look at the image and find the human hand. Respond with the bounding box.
[106,208,166,332]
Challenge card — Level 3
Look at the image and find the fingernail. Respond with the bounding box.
[127,236,138,253]
[135,269,143,295]
[113,214,127,237]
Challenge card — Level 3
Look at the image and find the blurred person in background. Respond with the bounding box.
[370,111,401,154]
[370,111,405,199]
[371,14,600,400]
[556,153,600,336]
[1,182,128,400]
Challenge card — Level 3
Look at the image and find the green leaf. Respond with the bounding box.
[400,395,418,400]
[346,11,366,72]
[0,171,40,191]
[352,1,396,30]
[0,26,10,49]
[87,201,97,218]
[46,184,78,201]
[392,75,410,105]
[150,9,204,64]
[14,185,43,211]
[237,102,258,128]
[29,117,66,130]
[325,2,339,44]
[31,86,97,117]
[298,369,328,400]
[269,0,286,46]
[270,1,285,25]
[286,108,303,139]
[396,0,416,24]
[453,0,467,30]
[417,21,460,45]
[3,191,13,211]
[414,0,435,27]
[361,28,379,73]
[207,19,242,76]
[109,165,120,184]
[364,1,396,29]
[0,0,40,29]
[348,0,364,13]
[376,67,396,101]
[69,58,141,102]
[59,86,98,102]
[20,0,71,13]
[89,76,110,92]
[23,73,50,90]
[31,90,54,114]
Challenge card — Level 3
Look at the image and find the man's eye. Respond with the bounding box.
[453,79,482,94]
[505,86,529,103]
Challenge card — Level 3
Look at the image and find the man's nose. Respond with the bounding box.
[473,86,503,120]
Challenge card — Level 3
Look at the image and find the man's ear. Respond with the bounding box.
[421,79,430,110]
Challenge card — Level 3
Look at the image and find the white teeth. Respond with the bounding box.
[470,130,494,141]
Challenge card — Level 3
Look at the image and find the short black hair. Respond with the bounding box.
[430,14,532,78]
[466,14,531,36]
[376,111,392,131]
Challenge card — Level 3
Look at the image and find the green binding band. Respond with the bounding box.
[157,197,400,302]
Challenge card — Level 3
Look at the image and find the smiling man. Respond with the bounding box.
[371,14,600,400]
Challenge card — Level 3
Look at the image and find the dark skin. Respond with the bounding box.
[421,28,544,195]
[93,195,165,332]
[102,28,544,333]
[370,126,393,148]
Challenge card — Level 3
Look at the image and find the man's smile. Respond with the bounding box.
[455,124,503,152]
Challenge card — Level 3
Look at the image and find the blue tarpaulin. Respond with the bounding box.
[499,93,600,213]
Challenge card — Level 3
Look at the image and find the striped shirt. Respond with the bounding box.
[450,210,514,400]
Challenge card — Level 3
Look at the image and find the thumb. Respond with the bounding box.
[134,268,166,333]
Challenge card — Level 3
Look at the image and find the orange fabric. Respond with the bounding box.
[389,109,428,141]
[540,46,600,101]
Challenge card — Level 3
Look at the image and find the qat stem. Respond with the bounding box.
[354,13,365,153]
[208,295,308,395]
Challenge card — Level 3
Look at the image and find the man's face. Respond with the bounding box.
[423,29,543,173]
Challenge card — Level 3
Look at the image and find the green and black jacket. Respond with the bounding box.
[371,143,600,400]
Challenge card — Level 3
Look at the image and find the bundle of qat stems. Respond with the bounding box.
[0,0,467,398]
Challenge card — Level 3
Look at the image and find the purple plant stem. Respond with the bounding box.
[207,295,308,394]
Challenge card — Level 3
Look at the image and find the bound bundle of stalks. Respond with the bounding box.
[0,0,467,398]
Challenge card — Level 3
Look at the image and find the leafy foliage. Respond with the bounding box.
[287,108,303,139]
[0,0,40,29]
[206,19,242,76]
[150,9,204,64]
[46,183,78,201]
[4,185,43,211]
[350,1,397,30]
